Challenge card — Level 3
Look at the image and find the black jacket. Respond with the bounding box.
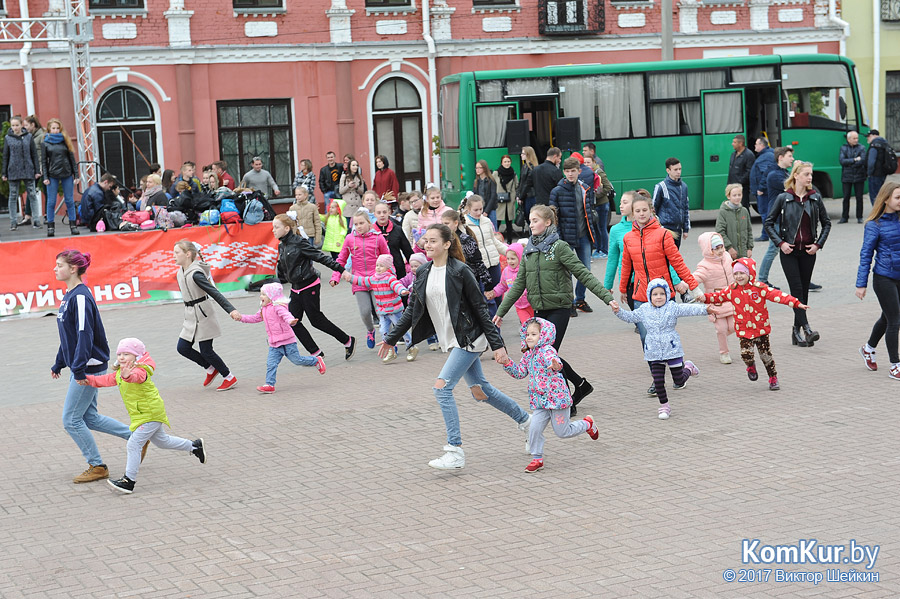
[41,140,77,180]
[319,163,342,194]
[473,176,498,215]
[839,142,867,183]
[384,257,505,351]
[517,163,535,201]
[277,231,345,288]
[728,148,755,187]
[532,160,563,205]
[375,220,413,280]
[764,189,832,249]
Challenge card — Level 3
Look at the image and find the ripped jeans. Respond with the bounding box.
[434,347,529,447]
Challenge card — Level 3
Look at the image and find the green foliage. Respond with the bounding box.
[432,135,441,157]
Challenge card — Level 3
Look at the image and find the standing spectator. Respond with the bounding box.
[839,131,867,223]
[584,155,612,259]
[473,159,498,229]
[758,146,794,286]
[749,137,776,241]
[582,142,605,171]
[531,147,563,206]
[338,159,366,223]
[212,160,235,190]
[402,190,423,245]
[550,156,595,315]
[516,146,539,227]
[318,151,342,208]
[290,187,322,248]
[169,161,202,197]
[22,115,46,225]
[41,118,79,238]
[867,129,894,206]
[372,155,400,200]
[492,154,518,243]
[728,134,755,209]
[2,115,42,231]
[241,156,280,199]
[715,184,754,259]
[291,158,316,196]
[652,157,690,248]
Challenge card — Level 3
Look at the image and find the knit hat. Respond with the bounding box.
[117,338,146,358]
[409,253,428,267]
[260,282,288,304]
[570,152,585,165]
[376,254,395,273]
[710,233,724,249]
[732,261,750,275]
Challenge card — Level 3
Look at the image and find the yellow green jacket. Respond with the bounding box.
[86,353,169,431]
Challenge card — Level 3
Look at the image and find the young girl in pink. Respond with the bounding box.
[486,242,533,324]
[235,282,326,394]
[692,232,736,364]
[500,318,598,473]
[330,208,390,348]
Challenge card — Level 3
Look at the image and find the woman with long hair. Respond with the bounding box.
[493,154,518,243]
[856,181,900,380]
[379,224,531,470]
[41,118,79,237]
[372,154,400,200]
[764,161,832,347]
[339,159,366,226]
[473,159,499,229]
[516,146,539,232]
[161,169,175,200]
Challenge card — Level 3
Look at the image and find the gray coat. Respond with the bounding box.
[2,132,39,180]
[177,260,235,342]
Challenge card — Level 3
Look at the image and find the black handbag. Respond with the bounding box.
[497,191,510,203]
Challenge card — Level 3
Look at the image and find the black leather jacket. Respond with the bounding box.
[277,231,344,288]
[384,257,505,351]
[763,190,832,249]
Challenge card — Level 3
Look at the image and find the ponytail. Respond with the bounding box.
[426,223,466,264]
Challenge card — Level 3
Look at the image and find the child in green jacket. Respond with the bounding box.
[84,338,206,494]
[715,184,754,259]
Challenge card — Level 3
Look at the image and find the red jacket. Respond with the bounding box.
[703,257,801,339]
[620,217,697,303]
[373,168,400,200]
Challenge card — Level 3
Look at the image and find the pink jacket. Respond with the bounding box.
[330,229,390,292]
[692,232,735,321]
[492,243,530,310]
[240,282,297,347]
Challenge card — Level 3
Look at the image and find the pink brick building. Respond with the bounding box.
[0,0,844,196]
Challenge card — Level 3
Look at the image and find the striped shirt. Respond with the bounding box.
[350,273,407,314]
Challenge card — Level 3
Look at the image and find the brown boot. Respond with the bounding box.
[73,464,109,483]
[140,441,150,463]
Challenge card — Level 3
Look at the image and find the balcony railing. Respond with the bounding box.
[538,0,605,35]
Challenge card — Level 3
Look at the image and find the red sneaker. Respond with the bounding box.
[216,377,237,392]
[203,369,219,387]
[257,384,275,394]
[524,459,544,473]
[859,346,877,371]
[316,356,326,375]
[583,415,599,440]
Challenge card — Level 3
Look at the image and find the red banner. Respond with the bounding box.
[0,225,278,317]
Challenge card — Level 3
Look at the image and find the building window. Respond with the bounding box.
[96,86,158,190]
[217,100,294,195]
[233,0,284,8]
[366,0,412,7]
[473,0,517,5]
[88,0,144,9]
[0,105,10,126]
[886,71,900,148]
[538,0,604,35]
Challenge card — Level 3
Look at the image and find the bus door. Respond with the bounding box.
[513,97,558,161]
[700,89,746,208]
[473,102,518,176]
[741,84,782,148]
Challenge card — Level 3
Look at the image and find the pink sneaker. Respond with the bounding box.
[683,360,699,377]
[524,459,544,473]
[257,384,275,394]
[768,377,780,391]
[583,415,599,440]
[747,364,758,381]
[316,356,326,374]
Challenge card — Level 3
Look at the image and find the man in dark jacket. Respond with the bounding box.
[749,137,776,240]
[839,131,867,223]
[866,129,893,204]
[531,147,563,206]
[652,157,690,248]
[728,134,755,209]
[318,151,342,208]
[78,173,115,228]
[550,156,595,314]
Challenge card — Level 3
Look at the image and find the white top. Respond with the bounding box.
[425,265,488,354]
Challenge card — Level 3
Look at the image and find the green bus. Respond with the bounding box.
[438,54,868,209]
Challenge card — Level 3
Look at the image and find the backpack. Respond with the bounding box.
[169,210,187,227]
[875,141,898,177]
[199,209,220,226]
[220,197,239,216]
[243,197,264,225]
[152,206,174,230]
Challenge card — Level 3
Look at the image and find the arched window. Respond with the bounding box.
[372,77,424,192]
[96,86,158,189]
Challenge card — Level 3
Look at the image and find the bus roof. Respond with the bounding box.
[441,54,854,85]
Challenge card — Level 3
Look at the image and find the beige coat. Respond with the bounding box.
[291,202,323,247]
[339,172,364,214]
[177,260,222,342]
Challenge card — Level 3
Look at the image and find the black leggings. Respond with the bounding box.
[869,273,900,364]
[649,359,686,405]
[534,307,584,389]
[177,338,230,377]
[289,283,350,354]
[779,249,816,327]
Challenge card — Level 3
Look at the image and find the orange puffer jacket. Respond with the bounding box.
[620,217,698,303]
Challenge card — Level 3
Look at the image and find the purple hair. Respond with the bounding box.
[56,249,92,275]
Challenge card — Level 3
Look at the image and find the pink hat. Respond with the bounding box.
[732,261,750,275]
[376,254,395,273]
[409,253,428,267]
[260,282,286,302]
[117,338,146,358]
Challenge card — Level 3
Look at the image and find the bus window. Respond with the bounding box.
[506,79,553,97]
[731,66,776,83]
[559,74,647,140]
[782,64,856,130]
[440,83,460,149]
[649,70,726,135]
[477,81,503,102]
[476,105,516,148]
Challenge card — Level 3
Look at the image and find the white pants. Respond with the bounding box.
[125,421,193,480]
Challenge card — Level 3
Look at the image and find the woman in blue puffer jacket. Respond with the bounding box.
[856,182,900,380]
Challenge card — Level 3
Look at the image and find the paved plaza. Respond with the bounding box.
[1,198,899,598]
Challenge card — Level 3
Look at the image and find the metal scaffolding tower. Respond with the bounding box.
[0,0,97,185]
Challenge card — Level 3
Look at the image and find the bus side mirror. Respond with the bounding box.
[839,96,847,121]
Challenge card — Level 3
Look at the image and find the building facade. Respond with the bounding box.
[0,0,844,195]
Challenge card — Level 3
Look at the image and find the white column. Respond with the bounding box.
[164,0,194,48]
[430,0,456,41]
[326,0,356,44]
[678,0,700,34]
[749,0,771,31]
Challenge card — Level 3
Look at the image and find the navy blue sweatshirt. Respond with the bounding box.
[52,284,109,380]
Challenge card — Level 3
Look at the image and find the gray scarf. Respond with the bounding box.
[525,225,560,255]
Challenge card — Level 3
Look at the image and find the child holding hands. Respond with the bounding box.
[83,338,207,494]
[500,318,599,473]
[235,282,326,394]
[692,232,736,364]
[486,242,533,324]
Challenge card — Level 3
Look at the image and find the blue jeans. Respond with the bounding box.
[487,209,497,230]
[266,342,316,385]
[869,176,886,204]
[570,235,593,302]
[46,176,76,223]
[380,310,411,346]
[62,371,132,466]
[757,193,769,240]
[758,240,778,283]
[434,347,529,447]
[594,203,610,253]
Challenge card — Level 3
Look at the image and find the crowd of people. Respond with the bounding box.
[44,130,900,485]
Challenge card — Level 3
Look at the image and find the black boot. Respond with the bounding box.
[802,324,819,344]
[47,222,55,237]
[70,224,80,235]
[791,326,809,347]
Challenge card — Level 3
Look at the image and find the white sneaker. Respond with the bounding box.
[382,348,398,364]
[406,346,419,362]
[516,413,532,433]
[428,445,465,469]
[428,342,440,351]
[719,352,732,364]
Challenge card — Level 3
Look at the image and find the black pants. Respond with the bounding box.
[289,283,350,353]
[177,338,230,377]
[869,273,900,364]
[842,181,865,220]
[779,249,816,327]
[535,306,584,389]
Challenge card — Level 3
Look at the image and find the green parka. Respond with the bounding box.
[715,201,754,258]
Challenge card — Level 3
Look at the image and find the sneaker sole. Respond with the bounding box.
[107,479,133,494]
[257,389,274,394]
[524,466,543,473]
[658,413,670,420]
[859,347,877,371]
[217,383,237,392]
[428,462,465,470]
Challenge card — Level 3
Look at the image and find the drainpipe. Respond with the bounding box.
[872,0,880,130]
[827,0,849,57]
[423,0,439,184]
[19,0,35,115]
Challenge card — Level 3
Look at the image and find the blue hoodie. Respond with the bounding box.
[52,284,110,380]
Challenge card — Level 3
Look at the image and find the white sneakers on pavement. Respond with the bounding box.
[428,445,465,469]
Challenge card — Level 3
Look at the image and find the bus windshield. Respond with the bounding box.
[782,63,856,130]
